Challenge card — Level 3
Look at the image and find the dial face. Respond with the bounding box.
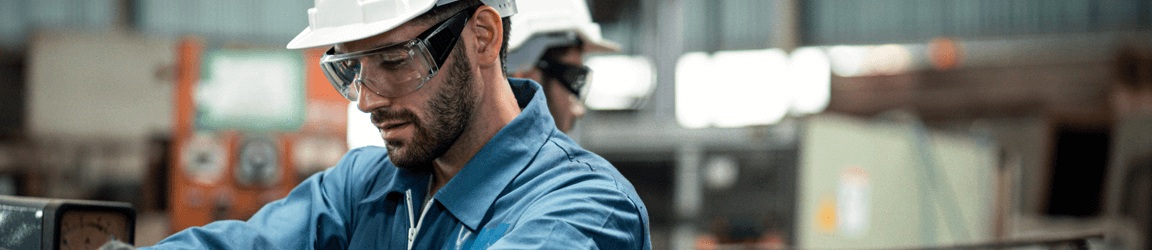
[235,139,281,187]
[59,210,129,250]
[180,133,227,185]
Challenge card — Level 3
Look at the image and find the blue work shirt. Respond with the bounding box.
[143,78,651,250]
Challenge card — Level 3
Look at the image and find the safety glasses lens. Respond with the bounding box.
[319,43,436,101]
[317,6,478,101]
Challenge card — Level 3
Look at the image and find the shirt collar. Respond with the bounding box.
[435,78,555,230]
[359,149,431,205]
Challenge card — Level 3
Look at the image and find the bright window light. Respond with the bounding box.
[676,49,790,129]
[675,52,712,129]
[676,47,832,129]
[583,56,656,110]
[866,44,912,75]
[827,44,916,77]
[828,45,868,77]
[346,102,384,149]
[788,47,831,115]
[712,49,789,128]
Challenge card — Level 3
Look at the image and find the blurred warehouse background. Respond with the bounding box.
[0,0,1150,249]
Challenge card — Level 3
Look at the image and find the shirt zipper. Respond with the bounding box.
[405,180,436,250]
[406,190,415,250]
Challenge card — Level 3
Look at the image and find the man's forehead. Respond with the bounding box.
[334,21,433,54]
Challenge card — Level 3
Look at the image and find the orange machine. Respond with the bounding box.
[169,39,347,233]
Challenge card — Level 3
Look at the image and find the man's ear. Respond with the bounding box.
[468,5,503,68]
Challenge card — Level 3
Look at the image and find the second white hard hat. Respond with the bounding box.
[505,0,619,73]
[287,0,517,50]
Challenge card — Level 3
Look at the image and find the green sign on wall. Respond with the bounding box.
[195,50,305,131]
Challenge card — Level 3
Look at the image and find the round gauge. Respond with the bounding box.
[59,210,130,250]
[235,138,281,187]
[180,132,227,185]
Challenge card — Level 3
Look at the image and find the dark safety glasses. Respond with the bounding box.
[537,57,591,98]
[319,6,480,101]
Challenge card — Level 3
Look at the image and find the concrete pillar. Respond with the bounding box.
[640,0,684,126]
[773,0,800,51]
[673,143,703,250]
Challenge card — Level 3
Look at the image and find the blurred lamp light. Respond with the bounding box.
[704,155,739,190]
[583,56,656,110]
[928,38,962,70]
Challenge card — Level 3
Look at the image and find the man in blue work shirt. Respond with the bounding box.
[142,0,650,249]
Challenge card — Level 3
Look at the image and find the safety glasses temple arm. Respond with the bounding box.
[420,5,481,67]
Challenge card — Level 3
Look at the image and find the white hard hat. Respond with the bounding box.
[287,0,517,49]
[505,0,619,73]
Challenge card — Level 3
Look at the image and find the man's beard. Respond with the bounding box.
[372,44,475,173]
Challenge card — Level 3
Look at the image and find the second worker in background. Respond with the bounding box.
[504,0,621,133]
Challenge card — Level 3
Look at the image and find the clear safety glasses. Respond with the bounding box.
[537,58,591,98]
[320,6,479,101]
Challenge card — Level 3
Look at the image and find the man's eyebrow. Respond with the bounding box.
[371,40,409,50]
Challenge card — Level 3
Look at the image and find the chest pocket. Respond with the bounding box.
[453,223,510,250]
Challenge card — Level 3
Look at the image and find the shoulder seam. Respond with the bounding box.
[548,139,595,172]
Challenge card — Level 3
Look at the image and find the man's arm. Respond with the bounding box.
[141,148,374,250]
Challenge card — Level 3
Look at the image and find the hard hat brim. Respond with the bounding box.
[287,0,516,50]
[581,33,621,54]
[505,26,622,73]
[286,14,417,50]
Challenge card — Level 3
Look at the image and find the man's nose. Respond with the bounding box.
[356,79,393,113]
